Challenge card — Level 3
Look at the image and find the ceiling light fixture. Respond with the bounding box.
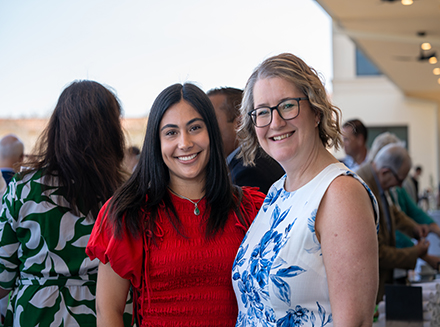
[438,78,440,85]
[434,68,440,75]
[422,43,432,51]
[381,0,413,4]
[393,31,437,63]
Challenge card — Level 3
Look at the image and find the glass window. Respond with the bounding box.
[356,47,382,76]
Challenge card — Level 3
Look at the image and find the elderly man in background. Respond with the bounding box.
[355,143,439,303]
[0,134,24,185]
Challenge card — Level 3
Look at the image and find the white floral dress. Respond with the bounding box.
[232,163,378,327]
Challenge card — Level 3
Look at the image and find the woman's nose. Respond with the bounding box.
[270,109,286,128]
[178,132,193,150]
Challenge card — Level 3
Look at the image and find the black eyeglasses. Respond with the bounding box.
[248,97,309,127]
[384,166,405,185]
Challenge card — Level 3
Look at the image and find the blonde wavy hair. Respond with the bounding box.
[237,53,342,165]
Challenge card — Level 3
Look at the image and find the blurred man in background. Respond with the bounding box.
[0,134,24,185]
[208,87,284,194]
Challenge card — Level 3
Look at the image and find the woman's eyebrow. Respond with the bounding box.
[187,118,204,126]
[160,118,204,132]
[160,123,178,131]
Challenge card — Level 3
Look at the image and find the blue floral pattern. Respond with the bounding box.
[232,163,378,326]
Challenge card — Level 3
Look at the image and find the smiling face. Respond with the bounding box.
[159,99,210,189]
[252,77,319,167]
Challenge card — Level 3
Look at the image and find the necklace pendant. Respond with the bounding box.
[194,206,200,215]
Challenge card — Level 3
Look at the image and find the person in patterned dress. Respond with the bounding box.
[232,53,379,327]
[0,80,129,326]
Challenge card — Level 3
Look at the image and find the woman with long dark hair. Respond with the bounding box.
[0,80,128,326]
[86,83,264,326]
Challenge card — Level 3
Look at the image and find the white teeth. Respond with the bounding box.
[273,133,292,141]
[178,153,197,161]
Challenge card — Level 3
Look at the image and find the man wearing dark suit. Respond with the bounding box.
[355,143,437,303]
[208,87,284,194]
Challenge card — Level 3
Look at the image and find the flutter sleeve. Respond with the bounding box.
[86,201,143,288]
[235,186,265,231]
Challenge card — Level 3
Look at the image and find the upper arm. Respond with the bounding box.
[96,262,131,327]
[315,175,378,327]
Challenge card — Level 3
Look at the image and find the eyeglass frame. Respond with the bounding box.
[247,97,309,127]
[384,166,405,185]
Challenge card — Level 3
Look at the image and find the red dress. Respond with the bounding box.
[86,187,264,327]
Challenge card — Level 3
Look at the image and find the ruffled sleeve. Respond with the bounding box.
[86,200,143,288]
[235,186,265,231]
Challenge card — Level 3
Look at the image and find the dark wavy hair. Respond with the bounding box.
[108,83,240,240]
[23,80,125,219]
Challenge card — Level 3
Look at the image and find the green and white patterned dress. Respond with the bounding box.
[0,169,131,326]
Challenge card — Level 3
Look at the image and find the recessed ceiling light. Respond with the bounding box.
[421,43,432,51]
[434,68,440,75]
[429,57,438,64]
[401,0,413,5]
[438,78,440,85]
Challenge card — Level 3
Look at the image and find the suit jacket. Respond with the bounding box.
[1,169,15,185]
[356,163,419,303]
[228,147,284,194]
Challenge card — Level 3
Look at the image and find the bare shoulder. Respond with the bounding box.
[316,175,376,239]
[324,175,374,213]
[326,175,370,200]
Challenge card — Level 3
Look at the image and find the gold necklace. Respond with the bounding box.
[168,187,204,215]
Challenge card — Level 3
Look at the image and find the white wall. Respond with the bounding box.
[331,24,439,195]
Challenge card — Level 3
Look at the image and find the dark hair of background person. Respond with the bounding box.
[206,87,243,122]
[343,118,368,142]
[23,80,126,219]
[108,83,242,241]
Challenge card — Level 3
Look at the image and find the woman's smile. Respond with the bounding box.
[271,132,294,142]
[176,153,199,161]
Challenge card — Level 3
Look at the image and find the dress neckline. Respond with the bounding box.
[282,162,347,193]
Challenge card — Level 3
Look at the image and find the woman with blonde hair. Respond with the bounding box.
[232,53,379,326]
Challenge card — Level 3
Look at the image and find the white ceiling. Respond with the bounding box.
[316,0,440,103]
